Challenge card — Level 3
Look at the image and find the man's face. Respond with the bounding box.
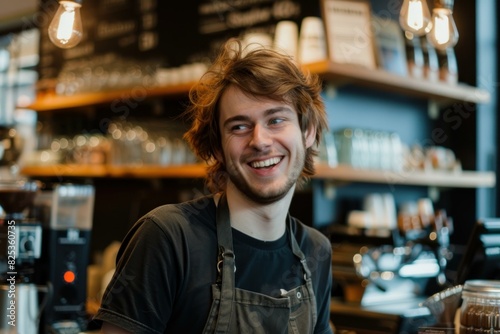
[217,85,316,204]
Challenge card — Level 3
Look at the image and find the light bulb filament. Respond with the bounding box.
[427,7,458,50]
[433,14,451,45]
[56,8,76,44]
[407,1,425,31]
[399,0,431,36]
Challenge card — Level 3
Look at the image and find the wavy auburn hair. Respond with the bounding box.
[183,38,328,193]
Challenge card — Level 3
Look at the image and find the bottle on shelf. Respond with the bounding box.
[437,48,458,84]
[420,36,439,82]
[404,34,424,79]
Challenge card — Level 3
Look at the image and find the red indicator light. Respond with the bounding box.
[63,271,76,283]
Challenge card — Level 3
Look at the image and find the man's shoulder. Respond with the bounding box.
[146,195,215,222]
[291,217,331,249]
[129,195,216,237]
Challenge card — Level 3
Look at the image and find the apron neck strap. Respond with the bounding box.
[216,193,236,284]
[214,193,236,332]
[216,193,234,252]
[287,213,312,279]
[216,193,311,281]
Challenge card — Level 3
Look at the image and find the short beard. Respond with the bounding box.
[229,174,295,204]
[228,158,303,205]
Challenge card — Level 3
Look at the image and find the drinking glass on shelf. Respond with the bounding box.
[156,136,172,165]
[364,129,379,169]
[317,131,338,167]
[273,20,299,59]
[242,32,273,54]
[352,128,369,169]
[298,16,327,64]
[334,128,353,166]
[389,132,403,172]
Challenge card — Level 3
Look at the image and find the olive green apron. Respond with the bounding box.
[202,194,318,333]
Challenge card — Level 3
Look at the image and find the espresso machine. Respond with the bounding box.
[326,209,454,334]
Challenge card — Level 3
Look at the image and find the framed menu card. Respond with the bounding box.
[321,0,377,69]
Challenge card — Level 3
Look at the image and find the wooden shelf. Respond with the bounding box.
[22,61,490,112]
[20,164,206,178]
[107,165,206,178]
[305,60,491,104]
[313,164,496,188]
[20,163,495,188]
[20,164,110,178]
[23,82,195,111]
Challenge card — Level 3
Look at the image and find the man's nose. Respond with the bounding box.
[249,125,272,150]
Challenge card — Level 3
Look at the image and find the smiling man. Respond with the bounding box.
[95,38,333,334]
[219,88,311,206]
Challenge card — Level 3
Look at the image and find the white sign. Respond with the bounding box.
[322,0,377,69]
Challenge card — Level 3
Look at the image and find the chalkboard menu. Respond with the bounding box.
[37,0,321,91]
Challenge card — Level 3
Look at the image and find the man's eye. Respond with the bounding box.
[269,118,284,125]
[231,124,249,131]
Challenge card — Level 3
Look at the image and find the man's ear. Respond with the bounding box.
[304,125,317,149]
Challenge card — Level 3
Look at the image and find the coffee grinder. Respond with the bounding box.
[34,183,95,334]
[0,126,45,333]
[0,124,95,333]
[0,179,42,279]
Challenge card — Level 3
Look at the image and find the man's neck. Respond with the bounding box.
[223,183,293,241]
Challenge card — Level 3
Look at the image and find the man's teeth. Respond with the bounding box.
[251,157,281,168]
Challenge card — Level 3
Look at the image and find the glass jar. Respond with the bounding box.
[460,280,500,334]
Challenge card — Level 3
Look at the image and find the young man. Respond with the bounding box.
[95,38,333,333]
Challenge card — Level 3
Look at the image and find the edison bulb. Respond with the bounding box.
[427,7,459,50]
[399,0,432,36]
[48,1,83,49]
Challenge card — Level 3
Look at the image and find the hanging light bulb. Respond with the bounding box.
[399,0,432,36]
[48,0,83,49]
[427,0,459,50]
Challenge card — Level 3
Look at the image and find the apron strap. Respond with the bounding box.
[288,214,313,280]
[214,193,235,333]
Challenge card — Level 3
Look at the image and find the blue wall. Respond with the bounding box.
[476,0,498,219]
[313,86,431,227]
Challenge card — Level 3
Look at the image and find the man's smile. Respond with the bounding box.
[249,157,283,169]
